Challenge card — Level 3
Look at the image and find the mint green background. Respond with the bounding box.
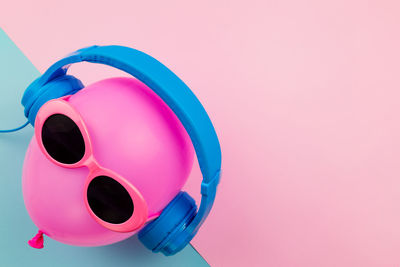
[0,28,208,267]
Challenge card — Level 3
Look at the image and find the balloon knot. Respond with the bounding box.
[28,230,44,249]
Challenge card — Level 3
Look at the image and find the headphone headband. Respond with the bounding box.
[26,45,221,239]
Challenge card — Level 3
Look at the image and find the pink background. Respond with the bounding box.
[2,1,400,266]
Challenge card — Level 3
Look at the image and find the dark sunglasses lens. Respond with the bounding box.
[42,114,85,164]
[87,176,134,224]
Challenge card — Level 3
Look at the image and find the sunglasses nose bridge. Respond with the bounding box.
[83,155,101,173]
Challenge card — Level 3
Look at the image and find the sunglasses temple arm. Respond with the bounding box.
[147,211,162,222]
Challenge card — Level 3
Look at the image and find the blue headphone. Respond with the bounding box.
[19,45,221,256]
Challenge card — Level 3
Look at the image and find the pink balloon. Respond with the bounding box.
[22,77,194,246]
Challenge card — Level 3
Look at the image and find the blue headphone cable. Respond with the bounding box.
[0,121,30,133]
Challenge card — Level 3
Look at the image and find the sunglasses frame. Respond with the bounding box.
[34,96,149,233]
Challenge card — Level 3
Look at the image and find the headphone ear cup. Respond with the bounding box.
[22,75,84,126]
[138,192,197,256]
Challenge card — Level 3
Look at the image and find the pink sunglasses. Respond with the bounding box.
[34,96,149,233]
